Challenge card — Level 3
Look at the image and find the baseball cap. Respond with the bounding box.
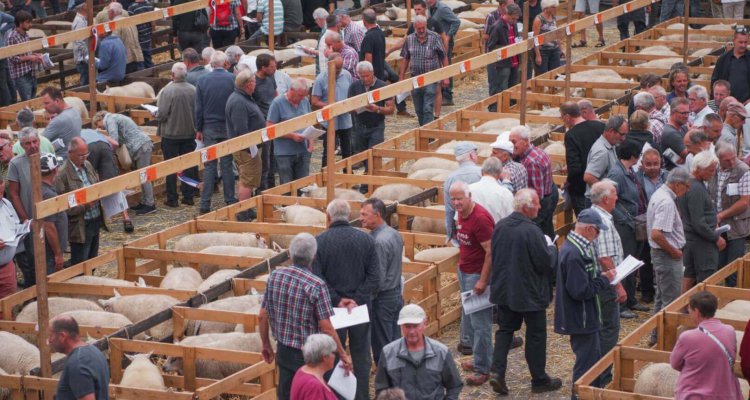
[454,141,477,157]
[727,102,748,119]
[490,138,514,154]
[40,153,59,174]
[397,304,426,325]
[578,209,609,231]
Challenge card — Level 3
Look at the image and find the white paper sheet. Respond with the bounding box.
[727,183,739,196]
[396,92,410,104]
[141,104,158,116]
[42,53,54,68]
[610,255,645,285]
[101,191,129,219]
[330,305,370,330]
[0,219,30,248]
[716,224,731,235]
[328,361,356,400]
[662,148,681,165]
[461,286,493,315]
[300,126,326,140]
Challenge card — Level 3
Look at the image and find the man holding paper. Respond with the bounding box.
[311,53,353,168]
[554,211,617,398]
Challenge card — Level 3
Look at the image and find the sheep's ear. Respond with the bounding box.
[113,289,122,297]
[299,185,313,193]
[137,277,147,287]
[125,353,135,361]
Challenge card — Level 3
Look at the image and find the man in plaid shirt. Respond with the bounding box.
[7,11,43,101]
[509,125,558,237]
[336,9,366,52]
[399,15,448,126]
[325,31,358,80]
[259,232,351,400]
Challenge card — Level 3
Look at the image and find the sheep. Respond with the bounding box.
[248,48,274,57]
[411,205,447,235]
[430,171,452,182]
[27,29,45,39]
[101,82,156,112]
[300,184,367,201]
[371,184,428,204]
[715,309,748,322]
[185,295,263,336]
[280,204,327,226]
[0,332,41,374]
[635,57,684,70]
[290,39,317,48]
[197,270,241,296]
[407,168,453,180]
[282,63,316,77]
[63,97,89,120]
[442,0,467,9]
[164,333,269,379]
[633,46,679,65]
[633,363,679,397]
[15,297,103,324]
[543,141,566,172]
[159,267,203,291]
[384,5,408,20]
[273,48,300,63]
[269,234,295,249]
[719,299,750,316]
[560,69,632,99]
[701,24,734,41]
[57,310,134,331]
[119,353,167,396]
[435,141,493,158]
[690,48,714,58]
[473,118,520,134]
[457,10,484,19]
[658,33,713,42]
[414,247,460,263]
[98,293,180,340]
[197,246,277,278]
[406,157,459,174]
[458,18,481,30]
[173,232,267,268]
[66,275,141,288]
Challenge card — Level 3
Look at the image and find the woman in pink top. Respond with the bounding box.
[670,291,743,400]
[290,334,340,400]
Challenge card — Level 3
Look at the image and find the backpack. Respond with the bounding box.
[209,0,233,27]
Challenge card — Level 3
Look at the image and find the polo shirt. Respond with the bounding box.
[311,70,353,130]
[267,95,310,156]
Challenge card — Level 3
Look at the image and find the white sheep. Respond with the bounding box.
[164,332,270,379]
[299,184,367,201]
[430,171,452,182]
[269,234,295,249]
[185,295,263,336]
[280,204,327,226]
[411,206,447,235]
[282,63,316,78]
[371,184,429,204]
[634,362,748,396]
[101,82,156,112]
[289,39,317,48]
[543,141,566,172]
[173,232,267,267]
[98,293,180,340]
[457,10,484,19]
[197,270,241,296]
[57,310,134,331]
[414,247,460,264]
[658,33,712,42]
[159,267,203,291]
[15,297,103,324]
[715,309,748,322]
[406,157,458,174]
[63,97,89,120]
[719,300,750,317]
[561,69,632,100]
[384,5,408,20]
[690,48,714,58]
[248,48,274,57]
[0,332,40,374]
[458,18,481,30]
[473,118,520,134]
[273,48,299,63]
[407,168,453,180]
[198,246,278,278]
[442,0,468,9]
[635,57,684,70]
[633,46,679,66]
[119,353,167,397]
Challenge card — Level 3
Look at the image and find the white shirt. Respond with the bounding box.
[684,143,715,172]
[689,105,712,127]
[469,176,514,223]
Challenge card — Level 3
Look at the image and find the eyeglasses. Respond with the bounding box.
[674,110,690,115]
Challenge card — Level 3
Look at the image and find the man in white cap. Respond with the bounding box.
[374,304,463,399]
[490,136,527,194]
[443,142,481,246]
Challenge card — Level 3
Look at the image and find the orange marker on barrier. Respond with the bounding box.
[261,126,276,141]
[316,107,331,123]
[459,60,471,74]
[367,90,381,104]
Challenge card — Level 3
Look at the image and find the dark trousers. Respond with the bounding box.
[210,27,238,48]
[76,62,89,86]
[161,137,198,202]
[178,30,209,54]
[487,65,519,112]
[570,332,601,399]
[534,189,559,238]
[384,63,406,112]
[442,39,454,101]
[598,286,620,385]
[570,193,587,217]
[354,121,385,173]
[616,9,646,40]
[719,236,745,287]
[0,60,12,106]
[336,323,371,400]
[639,242,655,299]
[140,40,153,69]
[276,342,304,400]
[370,288,402,365]
[615,221,640,308]
[126,62,143,73]
[15,236,35,288]
[260,141,276,191]
[321,128,352,168]
[70,218,101,266]
[275,153,310,184]
[492,305,550,385]
[534,46,561,76]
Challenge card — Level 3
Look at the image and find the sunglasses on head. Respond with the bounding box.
[736,25,748,34]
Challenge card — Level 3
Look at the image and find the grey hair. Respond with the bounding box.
[715,141,737,157]
[201,47,215,62]
[605,114,627,133]
[210,50,228,68]
[633,92,655,110]
[666,167,691,184]
[290,78,308,92]
[541,0,559,9]
[326,31,342,43]
[302,334,337,365]
[172,62,188,81]
[687,85,708,101]
[589,179,617,205]
[577,99,594,111]
[326,199,351,223]
[68,136,86,152]
[481,156,503,176]
[510,125,530,140]
[327,52,342,62]
[289,232,318,267]
[704,113,722,126]
[506,3,521,15]
[313,7,329,20]
[225,45,243,61]
[648,85,667,97]
[449,181,471,197]
[235,69,256,89]
[356,61,374,74]
[685,128,708,145]
[513,188,537,211]
[413,15,427,25]
[376,388,407,400]
[642,147,661,160]
[456,151,474,163]
[108,1,122,14]
[18,127,38,142]
[690,150,719,174]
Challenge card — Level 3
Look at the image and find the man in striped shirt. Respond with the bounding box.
[336,8,366,52]
[128,0,154,68]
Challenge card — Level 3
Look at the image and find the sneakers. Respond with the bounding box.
[135,204,156,215]
[630,303,651,312]
[490,375,509,395]
[531,377,563,393]
[129,203,144,211]
[456,343,473,356]
[465,372,489,386]
[620,309,637,319]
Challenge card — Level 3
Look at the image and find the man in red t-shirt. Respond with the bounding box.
[450,181,494,386]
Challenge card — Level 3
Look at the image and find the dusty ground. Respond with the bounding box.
[87,20,652,399]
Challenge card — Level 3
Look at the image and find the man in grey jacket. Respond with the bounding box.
[375,304,463,399]
[156,62,198,207]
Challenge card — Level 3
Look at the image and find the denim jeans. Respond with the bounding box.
[354,122,385,153]
[570,332,601,399]
[534,46,561,76]
[492,305,550,385]
[321,128,352,168]
[275,152,311,184]
[370,287,402,366]
[30,0,47,18]
[487,65,518,112]
[200,131,237,210]
[132,141,154,206]
[412,83,437,126]
[15,73,37,101]
[458,270,493,374]
[718,236,744,287]
[70,218,101,266]
[660,0,700,21]
[161,137,198,202]
[140,41,153,69]
[276,342,304,400]
[76,62,89,86]
[335,323,371,400]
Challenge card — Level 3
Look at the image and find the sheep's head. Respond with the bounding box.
[162,355,182,374]
[97,289,121,310]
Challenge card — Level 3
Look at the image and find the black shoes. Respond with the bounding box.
[164,199,179,208]
[135,204,156,215]
[490,375,509,395]
[630,303,651,312]
[511,336,524,349]
[531,377,563,393]
[457,343,473,356]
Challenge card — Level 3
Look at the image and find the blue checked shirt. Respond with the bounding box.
[591,205,623,268]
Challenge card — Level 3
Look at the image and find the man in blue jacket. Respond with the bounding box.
[554,210,616,398]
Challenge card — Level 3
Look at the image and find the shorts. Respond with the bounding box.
[233,148,262,188]
[683,240,719,282]
[575,0,600,14]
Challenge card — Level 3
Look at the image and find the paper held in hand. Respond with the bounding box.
[300,126,326,140]
[330,304,370,330]
[141,104,158,116]
[610,255,645,285]
[328,361,357,400]
[461,286,493,315]
[0,219,31,248]
[716,224,731,235]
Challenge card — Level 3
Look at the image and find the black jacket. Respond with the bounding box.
[624,129,655,153]
[490,212,556,312]
[565,120,604,195]
[313,221,380,306]
[677,178,719,244]
[711,50,750,102]
[486,18,513,69]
